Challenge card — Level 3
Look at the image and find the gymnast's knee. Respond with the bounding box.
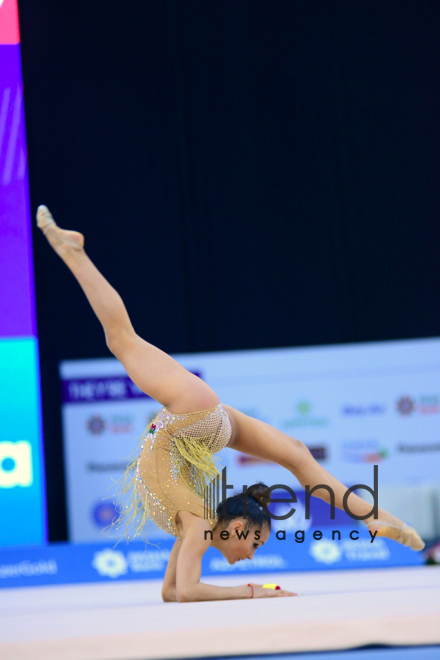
[288,438,313,466]
[105,328,134,357]
[105,333,121,357]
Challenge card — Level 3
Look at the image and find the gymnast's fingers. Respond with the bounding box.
[277,589,298,597]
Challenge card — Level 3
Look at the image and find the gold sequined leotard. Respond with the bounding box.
[119,403,232,540]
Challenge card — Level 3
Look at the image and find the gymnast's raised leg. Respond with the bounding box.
[36,205,220,416]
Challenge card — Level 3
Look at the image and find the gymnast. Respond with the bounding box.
[37,205,425,602]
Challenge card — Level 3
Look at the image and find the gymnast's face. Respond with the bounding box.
[215,519,270,564]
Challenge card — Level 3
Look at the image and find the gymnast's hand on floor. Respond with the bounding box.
[248,583,297,597]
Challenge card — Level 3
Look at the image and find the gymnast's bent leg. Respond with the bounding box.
[224,405,425,550]
[36,205,219,414]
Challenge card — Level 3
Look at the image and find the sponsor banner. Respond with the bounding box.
[0,529,423,589]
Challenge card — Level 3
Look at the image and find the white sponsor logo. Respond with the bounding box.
[309,539,342,564]
[92,549,128,578]
[309,537,391,564]
[127,550,171,572]
[91,548,172,578]
[209,554,288,572]
[0,560,58,579]
[0,441,33,488]
[341,538,390,561]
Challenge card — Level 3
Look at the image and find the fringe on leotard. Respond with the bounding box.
[101,432,153,547]
[172,431,224,497]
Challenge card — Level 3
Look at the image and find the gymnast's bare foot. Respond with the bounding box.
[36,205,84,257]
[365,508,425,551]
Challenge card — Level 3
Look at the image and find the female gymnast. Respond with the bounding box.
[37,205,425,603]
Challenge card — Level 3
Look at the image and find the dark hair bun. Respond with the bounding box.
[215,481,272,529]
[247,482,270,508]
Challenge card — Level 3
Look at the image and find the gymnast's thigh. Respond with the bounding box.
[111,332,220,413]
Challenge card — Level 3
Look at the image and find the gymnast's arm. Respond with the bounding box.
[164,516,294,602]
[175,518,252,602]
[161,539,182,602]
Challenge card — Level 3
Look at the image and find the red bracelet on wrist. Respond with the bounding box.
[247,584,254,598]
